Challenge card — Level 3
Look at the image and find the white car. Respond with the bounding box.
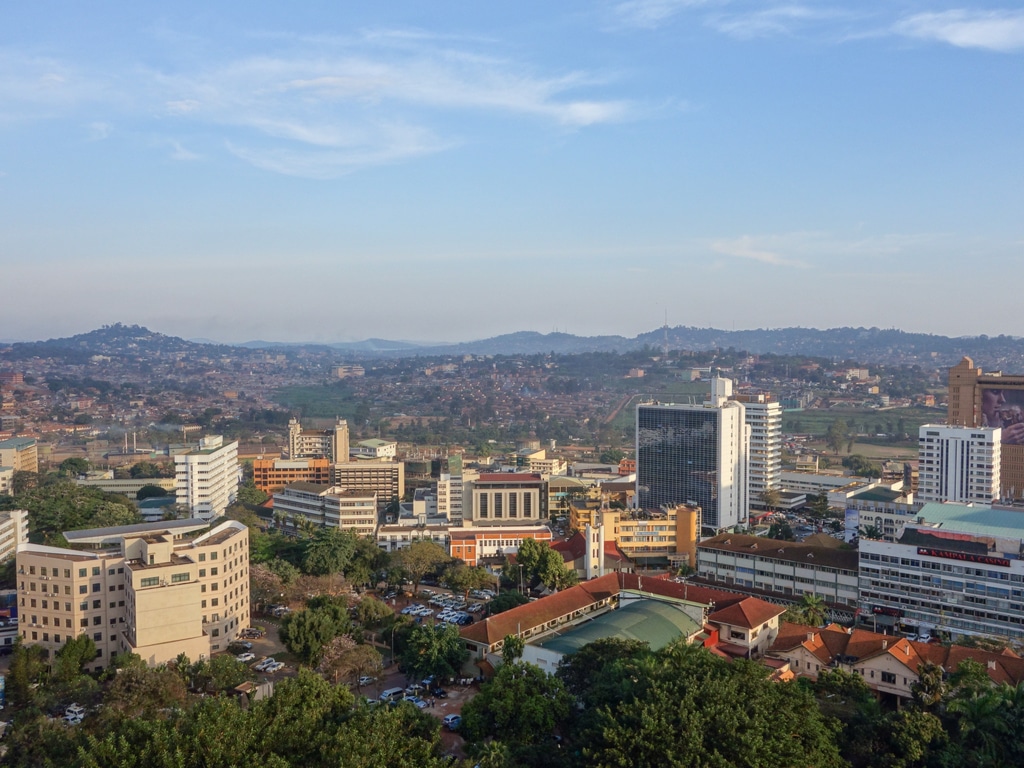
[266,662,285,673]
[253,658,276,672]
[358,676,376,686]
[236,652,256,663]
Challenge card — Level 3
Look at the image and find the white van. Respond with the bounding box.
[379,687,404,702]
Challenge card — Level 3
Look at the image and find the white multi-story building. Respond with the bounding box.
[0,466,14,496]
[858,502,1024,641]
[437,469,478,523]
[288,418,349,463]
[174,435,239,521]
[636,377,749,532]
[0,509,28,563]
[734,395,782,506]
[917,424,1000,504]
[273,483,378,536]
[351,439,397,460]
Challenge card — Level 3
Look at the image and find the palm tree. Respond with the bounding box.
[799,593,828,627]
[911,660,946,710]
[946,690,1009,766]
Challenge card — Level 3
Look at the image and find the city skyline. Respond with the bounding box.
[3,2,1022,343]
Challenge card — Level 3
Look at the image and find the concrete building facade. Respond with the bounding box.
[174,435,239,521]
[917,424,1000,504]
[252,458,332,495]
[16,519,250,669]
[733,394,782,507]
[288,418,349,463]
[465,473,547,527]
[0,437,38,474]
[331,460,404,511]
[636,378,749,532]
[0,509,28,563]
[272,483,377,536]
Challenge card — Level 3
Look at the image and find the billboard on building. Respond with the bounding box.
[844,507,860,543]
[980,387,1024,443]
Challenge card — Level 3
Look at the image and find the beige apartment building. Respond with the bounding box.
[332,459,404,511]
[0,437,38,474]
[273,483,377,536]
[948,356,1024,502]
[16,519,250,669]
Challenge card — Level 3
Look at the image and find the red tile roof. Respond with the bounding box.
[707,597,786,630]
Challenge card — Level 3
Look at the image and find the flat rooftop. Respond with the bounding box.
[917,502,1024,541]
[64,519,209,545]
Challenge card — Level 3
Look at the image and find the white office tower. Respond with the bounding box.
[917,424,1001,504]
[175,435,240,521]
[735,395,783,506]
[636,377,749,534]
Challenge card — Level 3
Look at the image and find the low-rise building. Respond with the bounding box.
[449,525,553,567]
[350,439,397,460]
[252,458,331,495]
[376,525,450,553]
[0,437,38,474]
[697,533,860,613]
[272,483,377,536]
[858,502,1024,641]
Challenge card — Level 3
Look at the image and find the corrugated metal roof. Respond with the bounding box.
[918,502,1024,540]
[534,600,701,655]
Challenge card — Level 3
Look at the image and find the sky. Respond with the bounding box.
[1,1,1022,344]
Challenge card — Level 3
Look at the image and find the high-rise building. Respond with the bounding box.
[917,424,1000,504]
[636,378,749,532]
[437,469,478,523]
[331,459,404,512]
[732,394,782,506]
[948,357,1024,501]
[0,509,28,563]
[174,435,239,521]
[288,418,349,463]
[16,518,250,667]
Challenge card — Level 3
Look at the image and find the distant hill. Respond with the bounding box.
[5,323,1024,369]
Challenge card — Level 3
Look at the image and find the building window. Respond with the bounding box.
[79,586,87,595]
[79,569,87,577]
[92,600,101,609]
[92,567,100,577]
[199,569,206,577]
[171,573,190,584]
[93,632,102,641]
[881,672,896,684]
[140,577,160,588]
[199,553,206,562]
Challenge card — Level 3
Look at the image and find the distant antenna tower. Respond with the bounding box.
[663,309,669,357]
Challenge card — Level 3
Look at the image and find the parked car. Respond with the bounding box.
[236,652,256,663]
[443,714,461,731]
[402,696,428,709]
[430,687,448,699]
[358,676,377,686]
[265,662,285,673]
[253,658,276,672]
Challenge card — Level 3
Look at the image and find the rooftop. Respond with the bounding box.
[0,437,35,449]
[533,600,702,656]
[698,533,859,572]
[64,519,209,545]
[917,502,1024,541]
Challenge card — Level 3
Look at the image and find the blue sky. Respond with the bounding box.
[2,1,1022,344]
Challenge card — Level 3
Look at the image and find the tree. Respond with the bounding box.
[136,484,168,500]
[825,419,848,455]
[237,481,269,506]
[53,634,97,682]
[809,491,831,520]
[354,596,393,629]
[460,661,572,750]
[798,593,829,627]
[859,524,883,540]
[91,501,141,528]
[59,457,90,477]
[303,527,357,576]
[393,540,450,593]
[444,563,493,599]
[399,623,468,682]
[488,591,529,615]
[317,635,383,686]
[105,664,188,715]
[759,487,781,511]
[536,547,578,591]
[279,602,351,665]
[7,641,48,708]
[501,634,525,663]
[768,521,796,541]
[557,637,651,699]
[911,660,947,710]
[250,563,285,610]
[268,557,301,586]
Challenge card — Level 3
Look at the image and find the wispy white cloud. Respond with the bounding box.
[893,10,1024,52]
[87,121,112,140]
[707,5,850,40]
[612,0,718,30]
[168,139,200,161]
[712,235,807,266]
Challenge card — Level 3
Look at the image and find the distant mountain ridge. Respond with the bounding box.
[5,323,1024,368]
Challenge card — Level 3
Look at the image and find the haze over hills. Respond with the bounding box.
[4,323,1024,370]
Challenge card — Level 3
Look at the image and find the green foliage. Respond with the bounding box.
[7,641,48,708]
[842,454,883,478]
[488,591,529,615]
[392,540,451,591]
[399,623,468,682]
[279,599,352,665]
[809,492,831,519]
[303,527,357,576]
[556,637,652,699]
[268,557,301,586]
[12,479,143,543]
[768,521,796,541]
[443,563,493,598]
[825,418,849,454]
[53,634,98,682]
[136,484,168,500]
[501,634,525,663]
[236,480,269,506]
[59,457,91,476]
[354,596,393,629]
[461,661,572,750]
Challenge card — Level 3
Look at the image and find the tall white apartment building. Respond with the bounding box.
[636,377,749,533]
[917,424,1000,504]
[174,435,239,521]
[0,509,28,563]
[437,469,478,523]
[734,394,782,505]
[288,418,349,463]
